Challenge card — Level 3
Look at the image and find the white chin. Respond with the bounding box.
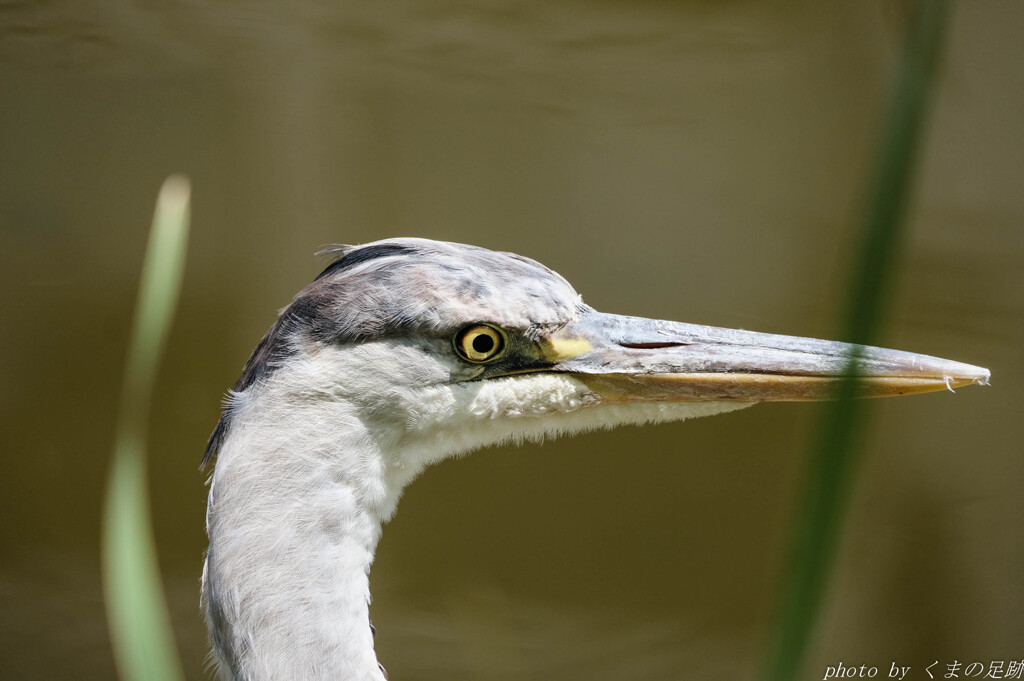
[403,373,755,464]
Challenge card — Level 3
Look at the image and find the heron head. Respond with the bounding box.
[204,238,989,473]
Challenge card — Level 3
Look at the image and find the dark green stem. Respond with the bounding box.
[763,2,951,679]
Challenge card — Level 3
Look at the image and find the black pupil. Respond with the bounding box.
[471,333,495,354]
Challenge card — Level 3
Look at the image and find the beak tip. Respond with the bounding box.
[939,363,990,393]
[969,367,991,387]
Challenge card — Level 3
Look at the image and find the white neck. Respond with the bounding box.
[202,342,753,680]
[203,396,399,681]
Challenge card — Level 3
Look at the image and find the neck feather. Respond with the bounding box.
[203,394,399,681]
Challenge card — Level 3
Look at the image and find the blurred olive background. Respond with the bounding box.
[1,2,1021,680]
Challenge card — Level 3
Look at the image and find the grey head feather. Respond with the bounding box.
[202,238,583,467]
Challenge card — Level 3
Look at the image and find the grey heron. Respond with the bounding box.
[201,238,988,681]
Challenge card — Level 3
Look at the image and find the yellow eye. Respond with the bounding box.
[455,324,506,363]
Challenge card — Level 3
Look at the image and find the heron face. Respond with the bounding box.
[362,298,989,470]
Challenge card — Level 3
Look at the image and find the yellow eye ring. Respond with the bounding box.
[454,324,506,363]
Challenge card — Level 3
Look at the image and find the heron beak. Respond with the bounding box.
[545,310,990,402]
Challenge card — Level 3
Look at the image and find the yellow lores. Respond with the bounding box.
[542,336,594,363]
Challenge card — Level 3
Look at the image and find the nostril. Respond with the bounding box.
[618,342,689,349]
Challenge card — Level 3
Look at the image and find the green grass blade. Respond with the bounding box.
[102,176,190,681]
[763,2,951,680]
